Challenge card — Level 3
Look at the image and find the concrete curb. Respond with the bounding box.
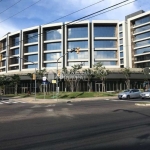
[135,103,150,106]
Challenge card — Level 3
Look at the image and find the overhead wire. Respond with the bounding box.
[0,0,42,24]
[0,0,22,15]
[0,0,137,52]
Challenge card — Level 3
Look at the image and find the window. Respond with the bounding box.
[120,59,124,64]
[44,53,61,61]
[2,40,6,50]
[12,36,19,46]
[45,29,61,40]
[94,25,116,37]
[134,31,150,40]
[68,27,88,38]
[119,24,122,31]
[135,39,150,47]
[12,48,19,55]
[120,39,123,45]
[45,42,61,50]
[10,58,19,64]
[95,61,116,65]
[119,32,123,38]
[135,46,150,54]
[24,64,38,69]
[120,45,123,51]
[25,54,38,62]
[94,51,116,59]
[26,45,38,53]
[68,41,88,49]
[26,32,38,43]
[68,51,88,59]
[94,40,116,48]
[10,66,19,70]
[134,15,150,26]
[134,24,150,34]
[2,60,6,66]
[120,52,123,57]
[44,63,61,67]
[67,61,88,66]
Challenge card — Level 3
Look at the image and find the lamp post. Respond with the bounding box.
[56,47,80,99]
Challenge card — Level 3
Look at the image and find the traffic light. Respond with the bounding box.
[57,70,60,77]
[0,54,2,61]
[32,73,36,80]
[76,47,80,54]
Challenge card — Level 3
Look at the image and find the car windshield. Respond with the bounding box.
[123,90,130,92]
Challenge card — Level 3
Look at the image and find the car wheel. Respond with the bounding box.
[127,95,130,99]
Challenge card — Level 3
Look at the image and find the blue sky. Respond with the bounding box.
[0,0,150,37]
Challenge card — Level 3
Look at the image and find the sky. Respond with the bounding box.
[0,0,150,37]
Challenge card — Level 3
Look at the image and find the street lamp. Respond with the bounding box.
[56,47,80,98]
[0,54,37,101]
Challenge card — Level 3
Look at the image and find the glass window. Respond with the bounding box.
[26,45,38,53]
[24,64,38,69]
[10,66,19,70]
[94,40,116,48]
[12,36,19,46]
[12,48,19,55]
[134,24,150,34]
[44,53,61,61]
[2,60,6,66]
[120,59,124,64]
[136,62,150,68]
[135,46,150,54]
[25,54,38,62]
[95,61,116,65]
[134,31,150,40]
[68,51,88,59]
[94,51,116,59]
[134,15,150,26]
[119,24,122,31]
[45,42,61,50]
[68,41,88,49]
[26,32,38,43]
[120,52,123,57]
[94,25,116,37]
[68,27,88,38]
[45,29,61,40]
[135,39,150,47]
[136,54,150,61]
[120,45,123,51]
[10,58,19,64]
[2,40,6,50]
[120,39,123,45]
[44,63,61,67]
[67,61,88,66]
[119,32,123,38]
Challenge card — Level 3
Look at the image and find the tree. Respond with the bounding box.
[0,75,9,95]
[121,67,131,89]
[93,62,110,92]
[62,64,83,92]
[10,74,20,95]
[82,68,94,92]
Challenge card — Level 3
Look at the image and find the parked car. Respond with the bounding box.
[118,89,141,99]
[140,89,150,99]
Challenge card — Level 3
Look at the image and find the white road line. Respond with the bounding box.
[0,102,3,104]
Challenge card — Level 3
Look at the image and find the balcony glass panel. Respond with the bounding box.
[120,59,124,64]
[10,66,19,70]
[10,58,19,64]
[26,45,38,53]
[68,51,88,59]
[134,24,150,34]
[45,29,61,40]
[67,61,88,66]
[120,39,123,45]
[26,32,38,43]
[136,62,150,68]
[136,54,150,61]
[119,32,123,38]
[119,24,122,31]
[134,15,150,26]
[94,51,116,59]
[135,39,150,47]
[2,41,6,50]
[68,41,88,49]
[25,54,38,62]
[68,27,88,38]
[2,60,6,66]
[12,48,19,55]
[94,40,116,48]
[44,53,61,61]
[120,52,123,57]
[45,63,61,67]
[24,64,38,69]
[134,31,150,40]
[120,45,123,51]
[95,61,116,65]
[45,42,61,50]
[135,46,150,54]
[94,25,116,37]
[12,36,19,46]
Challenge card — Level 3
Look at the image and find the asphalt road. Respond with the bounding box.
[0,99,150,150]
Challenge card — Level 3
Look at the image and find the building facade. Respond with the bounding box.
[0,10,150,92]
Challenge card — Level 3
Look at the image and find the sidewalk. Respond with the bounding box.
[10,96,118,104]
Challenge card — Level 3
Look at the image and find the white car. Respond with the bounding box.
[140,89,150,99]
[118,89,141,99]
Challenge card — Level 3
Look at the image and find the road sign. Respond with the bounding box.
[52,80,56,84]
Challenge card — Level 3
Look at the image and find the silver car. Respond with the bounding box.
[140,89,150,99]
[118,89,141,99]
